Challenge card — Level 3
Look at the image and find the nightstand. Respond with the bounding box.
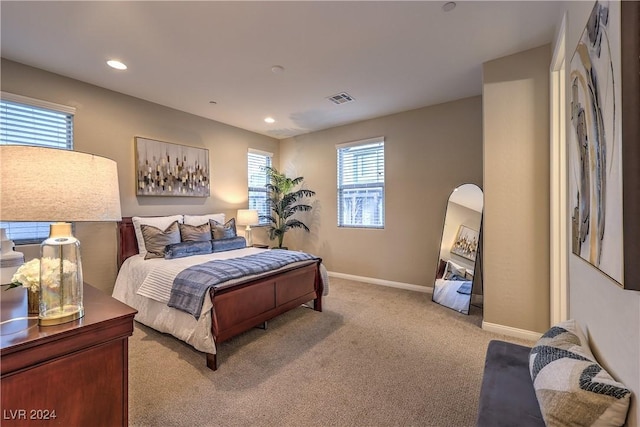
[1,283,137,426]
[251,244,270,249]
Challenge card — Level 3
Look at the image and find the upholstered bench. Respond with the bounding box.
[476,340,544,427]
[477,320,632,427]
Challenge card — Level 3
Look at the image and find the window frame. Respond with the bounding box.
[336,136,385,229]
[247,148,273,226]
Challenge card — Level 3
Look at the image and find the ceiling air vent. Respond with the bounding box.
[327,92,355,105]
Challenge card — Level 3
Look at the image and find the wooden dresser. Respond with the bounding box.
[1,284,137,426]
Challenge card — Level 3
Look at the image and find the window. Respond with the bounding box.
[0,92,75,243]
[247,149,273,225]
[337,137,385,228]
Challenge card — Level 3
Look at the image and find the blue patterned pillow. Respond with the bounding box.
[529,320,631,426]
[211,236,246,252]
[164,240,212,259]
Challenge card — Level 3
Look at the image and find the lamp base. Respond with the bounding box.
[39,222,84,327]
[245,226,253,247]
[39,306,84,326]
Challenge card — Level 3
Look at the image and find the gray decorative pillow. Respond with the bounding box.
[210,218,237,240]
[211,236,246,252]
[179,222,211,242]
[141,221,181,259]
[165,240,212,259]
[529,320,631,427]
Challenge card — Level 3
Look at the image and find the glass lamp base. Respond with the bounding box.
[39,223,84,327]
[39,305,84,326]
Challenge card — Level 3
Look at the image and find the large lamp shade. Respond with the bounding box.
[0,145,122,325]
[1,145,122,222]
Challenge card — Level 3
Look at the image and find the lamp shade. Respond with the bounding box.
[1,145,121,326]
[0,145,122,222]
[236,209,259,226]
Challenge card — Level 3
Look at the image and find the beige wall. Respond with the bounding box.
[279,97,483,287]
[560,2,639,425]
[1,58,279,293]
[482,45,551,334]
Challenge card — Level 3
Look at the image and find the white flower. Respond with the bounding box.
[11,259,40,293]
[11,257,78,293]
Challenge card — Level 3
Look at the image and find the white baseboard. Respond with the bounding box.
[327,271,431,294]
[482,321,541,342]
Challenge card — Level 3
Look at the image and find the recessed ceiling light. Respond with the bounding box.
[442,2,456,12]
[271,65,285,74]
[264,117,275,124]
[107,59,127,70]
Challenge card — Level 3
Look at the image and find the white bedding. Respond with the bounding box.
[432,278,472,314]
[112,248,329,355]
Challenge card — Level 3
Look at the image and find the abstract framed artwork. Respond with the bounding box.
[568,1,640,290]
[135,137,210,197]
[451,225,479,262]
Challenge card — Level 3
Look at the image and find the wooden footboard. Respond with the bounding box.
[118,217,323,371]
[207,260,322,370]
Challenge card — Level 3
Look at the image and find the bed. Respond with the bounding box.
[112,216,327,371]
[432,259,473,314]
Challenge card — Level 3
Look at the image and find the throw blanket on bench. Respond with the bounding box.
[168,250,318,318]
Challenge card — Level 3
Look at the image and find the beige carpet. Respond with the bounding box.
[128,278,533,427]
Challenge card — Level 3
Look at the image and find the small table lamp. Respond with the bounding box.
[236,209,259,247]
[0,145,122,326]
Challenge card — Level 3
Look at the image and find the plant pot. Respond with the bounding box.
[27,289,39,314]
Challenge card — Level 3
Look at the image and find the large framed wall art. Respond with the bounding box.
[568,1,639,290]
[135,137,210,197]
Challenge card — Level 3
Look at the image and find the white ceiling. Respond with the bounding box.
[0,1,562,140]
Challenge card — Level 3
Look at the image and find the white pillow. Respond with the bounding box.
[443,260,466,280]
[132,215,184,256]
[183,213,225,226]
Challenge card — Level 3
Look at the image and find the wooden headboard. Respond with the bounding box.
[118,217,139,267]
[436,258,447,279]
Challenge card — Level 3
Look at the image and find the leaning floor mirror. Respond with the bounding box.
[432,184,483,315]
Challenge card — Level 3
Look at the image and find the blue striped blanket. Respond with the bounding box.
[456,281,472,295]
[168,250,319,318]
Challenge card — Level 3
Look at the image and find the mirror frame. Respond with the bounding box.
[432,183,483,315]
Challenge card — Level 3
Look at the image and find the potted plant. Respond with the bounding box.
[261,166,315,249]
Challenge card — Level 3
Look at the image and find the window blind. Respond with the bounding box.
[337,138,385,228]
[0,94,74,243]
[248,149,273,225]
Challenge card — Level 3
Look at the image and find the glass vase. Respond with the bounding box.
[39,223,84,326]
